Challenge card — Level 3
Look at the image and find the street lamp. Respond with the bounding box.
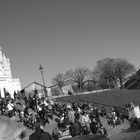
[39,65,47,97]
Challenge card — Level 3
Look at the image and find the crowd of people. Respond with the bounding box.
[0,90,130,140]
[0,90,55,130]
[55,101,108,138]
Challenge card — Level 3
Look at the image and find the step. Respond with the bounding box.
[100,117,130,137]
[108,123,130,136]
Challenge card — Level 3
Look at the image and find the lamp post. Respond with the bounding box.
[39,65,47,97]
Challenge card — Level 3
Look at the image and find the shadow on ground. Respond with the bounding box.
[122,124,140,133]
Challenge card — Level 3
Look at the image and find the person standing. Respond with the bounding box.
[90,118,99,135]
[81,112,91,133]
[69,122,79,137]
[29,122,52,140]
[93,107,102,127]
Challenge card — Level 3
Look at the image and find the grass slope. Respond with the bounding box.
[57,89,140,108]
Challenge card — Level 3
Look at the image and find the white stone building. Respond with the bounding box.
[0,47,21,98]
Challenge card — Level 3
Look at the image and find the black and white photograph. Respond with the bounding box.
[0,0,140,140]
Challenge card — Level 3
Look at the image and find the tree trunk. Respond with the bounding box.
[113,80,119,89]
[119,78,124,89]
[107,79,111,89]
[80,84,82,94]
[60,88,64,95]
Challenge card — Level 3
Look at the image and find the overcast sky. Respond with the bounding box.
[0,0,140,88]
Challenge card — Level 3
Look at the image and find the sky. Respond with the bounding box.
[0,0,140,88]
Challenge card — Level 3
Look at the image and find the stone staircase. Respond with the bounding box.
[24,115,131,140]
[100,117,130,137]
[58,116,131,139]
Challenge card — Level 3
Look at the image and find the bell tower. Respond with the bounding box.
[0,47,12,78]
[0,47,21,98]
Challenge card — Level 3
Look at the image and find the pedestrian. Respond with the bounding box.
[81,112,91,132]
[93,107,102,127]
[69,122,79,137]
[29,122,52,140]
[90,117,99,135]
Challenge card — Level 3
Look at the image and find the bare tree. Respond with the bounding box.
[72,66,89,93]
[94,58,116,89]
[65,70,74,82]
[94,57,135,89]
[113,58,135,88]
[88,70,99,91]
[51,87,60,97]
[52,73,66,94]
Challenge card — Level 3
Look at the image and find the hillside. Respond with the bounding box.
[57,89,140,108]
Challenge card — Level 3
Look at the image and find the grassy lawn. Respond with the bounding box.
[56,89,140,109]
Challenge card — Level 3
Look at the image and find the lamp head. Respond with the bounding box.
[39,65,43,72]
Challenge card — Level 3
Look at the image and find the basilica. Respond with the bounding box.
[0,47,21,98]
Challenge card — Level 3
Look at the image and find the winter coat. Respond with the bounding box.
[29,127,52,140]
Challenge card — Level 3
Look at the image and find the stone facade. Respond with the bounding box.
[0,47,21,98]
